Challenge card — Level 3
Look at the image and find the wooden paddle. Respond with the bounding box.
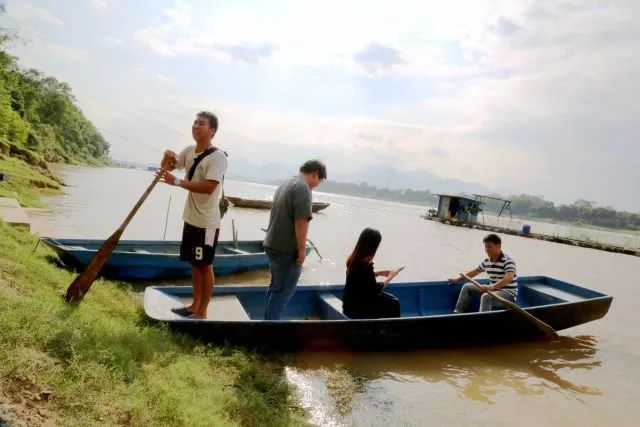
[64,176,161,303]
[306,238,323,260]
[460,273,559,339]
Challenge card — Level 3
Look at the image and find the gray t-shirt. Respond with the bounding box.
[263,176,312,254]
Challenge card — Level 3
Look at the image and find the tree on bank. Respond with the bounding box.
[0,7,110,167]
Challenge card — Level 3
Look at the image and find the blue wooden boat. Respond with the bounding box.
[143,276,612,350]
[41,237,313,280]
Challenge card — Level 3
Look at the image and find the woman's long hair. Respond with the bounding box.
[346,228,382,271]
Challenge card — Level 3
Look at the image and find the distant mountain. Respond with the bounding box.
[334,164,493,195]
[226,158,493,196]
[226,158,298,182]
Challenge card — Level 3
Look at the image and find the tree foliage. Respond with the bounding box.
[0,32,109,166]
[483,194,640,231]
[311,180,439,205]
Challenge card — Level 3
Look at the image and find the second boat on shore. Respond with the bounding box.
[41,237,313,280]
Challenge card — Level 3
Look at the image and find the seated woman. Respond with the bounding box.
[342,228,403,319]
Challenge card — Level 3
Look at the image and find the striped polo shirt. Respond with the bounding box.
[476,253,518,295]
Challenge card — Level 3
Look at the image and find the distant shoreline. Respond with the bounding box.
[106,168,640,236]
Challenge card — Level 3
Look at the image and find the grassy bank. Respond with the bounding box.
[0,221,306,426]
[0,156,63,208]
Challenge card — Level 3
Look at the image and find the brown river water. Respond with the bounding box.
[28,165,640,426]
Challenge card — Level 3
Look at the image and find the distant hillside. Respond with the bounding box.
[314,180,438,205]
[333,164,492,195]
[227,158,491,196]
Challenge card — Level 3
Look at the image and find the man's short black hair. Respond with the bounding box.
[483,234,502,245]
[197,111,218,131]
[300,159,327,180]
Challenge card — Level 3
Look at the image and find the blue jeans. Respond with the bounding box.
[454,283,516,313]
[264,248,302,320]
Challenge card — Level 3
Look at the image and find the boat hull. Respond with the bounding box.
[227,197,330,212]
[144,276,613,350]
[41,237,313,280]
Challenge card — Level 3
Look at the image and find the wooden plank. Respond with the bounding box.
[318,293,348,319]
[224,247,251,255]
[525,283,584,303]
[145,288,250,321]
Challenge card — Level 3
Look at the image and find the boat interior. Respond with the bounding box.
[144,276,608,322]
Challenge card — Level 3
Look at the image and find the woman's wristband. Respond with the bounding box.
[173,177,181,186]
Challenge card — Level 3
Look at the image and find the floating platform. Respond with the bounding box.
[421,215,639,257]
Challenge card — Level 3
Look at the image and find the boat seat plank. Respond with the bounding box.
[145,288,250,321]
[208,295,251,321]
[223,247,251,255]
[318,293,348,320]
[525,283,584,302]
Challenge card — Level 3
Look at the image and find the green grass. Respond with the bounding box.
[0,155,62,208]
[0,221,307,426]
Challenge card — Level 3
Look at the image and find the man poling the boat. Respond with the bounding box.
[156,111,228,320]
[449,233,518,313]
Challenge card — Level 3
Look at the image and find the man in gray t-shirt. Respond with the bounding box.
[264,160,327,320]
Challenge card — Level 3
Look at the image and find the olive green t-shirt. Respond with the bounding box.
[263,177,312,254]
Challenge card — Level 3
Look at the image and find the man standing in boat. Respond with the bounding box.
[156,111,228,319]
[449,234,518,312]
[263,160,327,320]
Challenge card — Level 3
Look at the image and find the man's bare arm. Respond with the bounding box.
[178,179,218,195]
[489,272,515,290]
[448,269,481,284]
[156,169,218,195]
[295,218,309,265]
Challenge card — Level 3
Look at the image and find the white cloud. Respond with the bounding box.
[161,0,190,30]
[132,0,509,76]
[13,0,637,209]
[99,36,123,45]
[353,43,405,76]
[375,1,640,206]
[31,40,92,62]
[90,0,116,11]
[134,2,275,65]
[8,3,64,27]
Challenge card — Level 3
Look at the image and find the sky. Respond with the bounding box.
[2,0,639,211]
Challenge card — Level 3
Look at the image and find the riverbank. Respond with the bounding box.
[0,221,307,426]
[0,156,63,208]
[0,157,308,426]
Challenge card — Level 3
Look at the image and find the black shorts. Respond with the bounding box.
[180,223,220,266]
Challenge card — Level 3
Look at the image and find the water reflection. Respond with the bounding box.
[288,335,601,422]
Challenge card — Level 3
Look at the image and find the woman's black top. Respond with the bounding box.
[342,262,384,315]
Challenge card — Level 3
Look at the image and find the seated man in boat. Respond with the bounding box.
[449,234,518,312]
[342,228,403,319]
[156,111,228,319]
